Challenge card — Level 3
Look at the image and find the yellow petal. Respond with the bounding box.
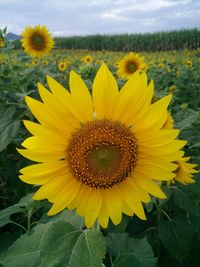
[46,75,88,122]
[33,173,70,200]
[92,64,118,119]
[17,148,65,163]
[84,189,102,228]
[69,71,93,121]
[103,188,122,225]
[98,197,109,228]
[134,174,166,199]
[23,120,66,145]
[48,179,80,215]
[21,136,65,153]
[133,94,172,132]
[120,182,146,220]
[38,83,79,129]
[19,161,66,176]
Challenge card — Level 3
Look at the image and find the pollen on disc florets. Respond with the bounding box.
[66,119,137,189]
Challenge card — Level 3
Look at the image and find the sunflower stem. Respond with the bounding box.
[7,51,24,93]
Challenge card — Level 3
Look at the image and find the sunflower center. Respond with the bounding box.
[127,61,137,73]
[66,119,137,189]
[31,33,45,50]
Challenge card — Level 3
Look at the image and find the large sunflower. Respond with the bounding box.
[21,25,54,58]
[117,52,148,80]
[18,64,187,228]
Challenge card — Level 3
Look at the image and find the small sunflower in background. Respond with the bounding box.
[17,64,194,228]
[58,61,67,72]
[185,60,192,68]
[158,63,165,68]
[31,59,38,66]
[21,25,54,58]
[42,60,48,66]
[117,52,148,80]
[169,85,177,94]
[82,55,93,64]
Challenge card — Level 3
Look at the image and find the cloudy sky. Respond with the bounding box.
[0,0,199,36]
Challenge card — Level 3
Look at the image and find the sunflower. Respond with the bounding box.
[185,60,192,67]
[18,64,187,228]
[21,25,54,58]
[117,52,148,80]
[162,113,197,185]
[42,60,48,66]
[82,55,93,64]
[58,61,67,72]
[173,157,198,184]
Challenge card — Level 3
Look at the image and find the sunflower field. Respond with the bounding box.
[0,26,200,267]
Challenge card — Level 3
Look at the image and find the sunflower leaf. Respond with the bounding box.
[158,218,194,260]
[106,233,156,267]
[40,220,105,267]
[0,224,50,267]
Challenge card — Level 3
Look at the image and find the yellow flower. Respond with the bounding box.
[17,65,187,228]
[31,59,38,66]
[169,85,177,93]
[58,61,67,72]
[117,52,148,80]
[21,25,54,58]
[158,63,164,68]
[173,157,198,184]
[185,60,192,67]
[82,55,93,64]
[42,60,48,66]
[0,37,4,48]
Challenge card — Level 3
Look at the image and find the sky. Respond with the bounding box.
[0,0,199,36]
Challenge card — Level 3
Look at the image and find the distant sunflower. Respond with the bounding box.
[58,61,67,72]
[21,25,54,58]
[18,65,187,228]
[82,55,93,64]
[185,60,192,68]
[117,52,148,80]
[42,60,48,66]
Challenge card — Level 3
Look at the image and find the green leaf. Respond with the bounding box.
[0,224,49,267]
[0,106,21,152]
[0,194,35,228]
[113,253,144,267]
[0,205,22,228]
[106,233,156,267]
[172,187,199,215]
[175,110,199,130]
[158,218,194,260]
[40,220,105,267]
[40,209,84,229]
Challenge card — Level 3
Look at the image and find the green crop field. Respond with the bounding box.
[0,27,200,267]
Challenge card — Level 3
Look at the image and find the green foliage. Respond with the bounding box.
[106,233,156,267]
[40,221,105,267]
